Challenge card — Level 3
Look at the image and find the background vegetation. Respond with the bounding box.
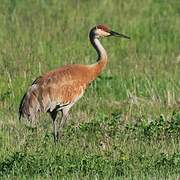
[0,0,179,179]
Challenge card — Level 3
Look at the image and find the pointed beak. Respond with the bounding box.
[110,30,130,39]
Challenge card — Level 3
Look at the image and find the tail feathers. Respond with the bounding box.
[19,84,42,122]
[19,93,26,121]
[19,113,22,121]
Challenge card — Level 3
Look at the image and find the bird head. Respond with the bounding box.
[90,24,130,39]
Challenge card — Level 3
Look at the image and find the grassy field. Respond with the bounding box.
[0,0,180,179]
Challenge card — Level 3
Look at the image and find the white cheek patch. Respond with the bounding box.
[96,29,110,37]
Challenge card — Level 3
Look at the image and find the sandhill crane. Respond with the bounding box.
[19,24,130,142]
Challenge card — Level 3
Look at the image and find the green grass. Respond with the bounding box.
[0,0,180,179]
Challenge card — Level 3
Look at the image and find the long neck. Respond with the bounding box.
[89,32,108,75]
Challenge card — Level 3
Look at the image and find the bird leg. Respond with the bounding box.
[50,110,58,143]
[56,108,69,141]
[50,107,69,143]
